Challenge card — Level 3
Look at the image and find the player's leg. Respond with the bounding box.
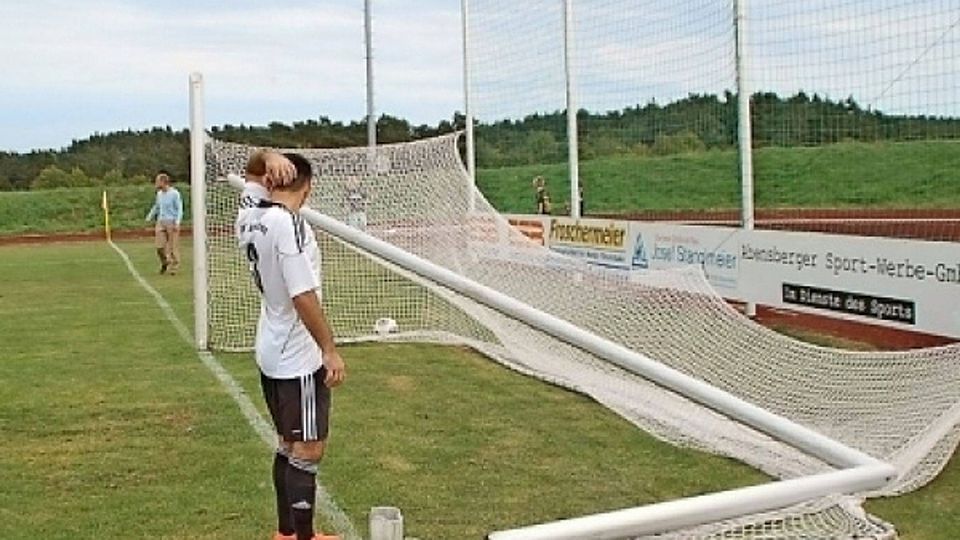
[154,221,168,273]
[166,221,180,274]
[273,440,296,540]
[288,439,326,540]
[261,373,296,539]
[278,368,334,540]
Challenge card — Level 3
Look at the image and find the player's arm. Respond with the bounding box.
[277,218,345,387]
[145,195,158,222]
[292,292,345,387]
[246,150,296,188]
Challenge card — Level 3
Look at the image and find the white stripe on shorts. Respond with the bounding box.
[301,372,316,440]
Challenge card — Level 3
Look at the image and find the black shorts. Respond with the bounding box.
[260,366,331,442]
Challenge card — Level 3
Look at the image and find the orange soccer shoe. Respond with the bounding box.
[272,533,340,540]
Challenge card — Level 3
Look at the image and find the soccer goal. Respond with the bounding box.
[189,71,960,538]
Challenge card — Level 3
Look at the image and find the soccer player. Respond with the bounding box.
[237,153,346,540]
[145,170,183,274]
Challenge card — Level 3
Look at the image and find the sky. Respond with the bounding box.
[467,0,959,122]
[0,0,464,152]
[1,0,956,153]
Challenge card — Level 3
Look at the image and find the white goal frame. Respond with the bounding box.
[188,73,896,540]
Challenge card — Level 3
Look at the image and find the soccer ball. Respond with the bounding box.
[373,317,398,336]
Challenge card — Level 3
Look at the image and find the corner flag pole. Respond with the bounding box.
[101,190,112,242]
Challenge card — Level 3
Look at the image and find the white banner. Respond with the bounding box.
[509,215,960,338]
[736,228,960,337]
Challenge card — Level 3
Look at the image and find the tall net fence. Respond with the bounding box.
[749,0,960,240]
[468,0,960,241]
[573,0,741,220]
[206,134,960,538]
[468,0,571,213]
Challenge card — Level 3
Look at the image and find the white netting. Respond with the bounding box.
[205,134,960,538]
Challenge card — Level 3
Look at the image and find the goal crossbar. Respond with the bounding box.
[222,174,896,539]
[488,464,893,540]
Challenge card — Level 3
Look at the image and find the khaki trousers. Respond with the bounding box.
[155,220,180,271]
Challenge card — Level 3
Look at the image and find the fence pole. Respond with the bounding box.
[461,0,477,209]
[365,0,377,166]
[735,0,757,317]
[563,0,581,218]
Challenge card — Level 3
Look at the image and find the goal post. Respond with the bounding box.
[191,50,960,535]
[218,161,895,540]
[196,128,960,539]
[488,464,893,540]
[189,71,208,351]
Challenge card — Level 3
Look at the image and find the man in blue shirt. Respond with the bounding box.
[145,170,184,274]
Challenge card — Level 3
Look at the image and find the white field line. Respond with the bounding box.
[108,240,359,540]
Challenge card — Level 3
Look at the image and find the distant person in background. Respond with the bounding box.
[533,175,552,215]
[344,176,368,230]
[578,183,584,216]
[145,170,183,275]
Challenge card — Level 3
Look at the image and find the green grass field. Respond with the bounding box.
[0,139,958,538]
[2,239,959,539]
[0,239,768,539]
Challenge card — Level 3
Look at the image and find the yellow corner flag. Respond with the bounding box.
[102,190,112,242]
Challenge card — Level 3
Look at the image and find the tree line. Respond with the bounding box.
[475,91,960,167]
[0,115,463,192]
[1,92,956,191]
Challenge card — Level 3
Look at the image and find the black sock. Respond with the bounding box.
[273,452,295,535]
[286,458,317,540]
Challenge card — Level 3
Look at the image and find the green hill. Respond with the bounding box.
[478,140,960,214]
[0,185,176,235]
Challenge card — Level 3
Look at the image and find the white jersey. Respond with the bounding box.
[237,202,323,379]
[235,181,270,244]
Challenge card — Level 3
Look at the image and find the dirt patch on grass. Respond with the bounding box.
[386,375,416,393]
[377,454,417,473]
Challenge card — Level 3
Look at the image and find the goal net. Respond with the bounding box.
[204,133,960,538]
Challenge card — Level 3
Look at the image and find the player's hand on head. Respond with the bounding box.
[324,350,346,388]
[264,153,296,189]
